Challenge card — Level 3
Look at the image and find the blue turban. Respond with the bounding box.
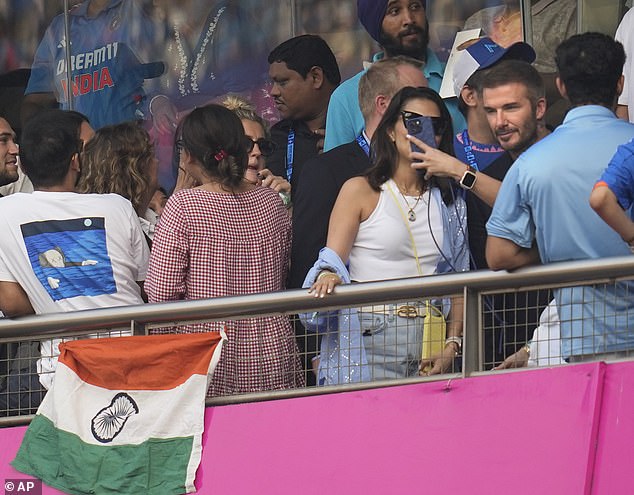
[357,1,427,43]
[357,0,388,43]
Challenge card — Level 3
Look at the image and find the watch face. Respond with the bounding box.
[461,170,477,189]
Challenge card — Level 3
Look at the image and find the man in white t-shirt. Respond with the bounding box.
[616,7,634,122]
[0,109,149,414]
[0,116,21,400]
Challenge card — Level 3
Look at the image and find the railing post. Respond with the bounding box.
[131,320,146,336]
[462,286,481,376]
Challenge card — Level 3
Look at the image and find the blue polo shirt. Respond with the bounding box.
[323,49,466,152]
[487,105,634,358]
[25,0,160,129]
[596,137,634,210]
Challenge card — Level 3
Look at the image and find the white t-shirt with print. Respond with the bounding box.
[0,191,149,388]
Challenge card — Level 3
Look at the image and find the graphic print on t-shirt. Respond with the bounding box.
[21,217,115,301]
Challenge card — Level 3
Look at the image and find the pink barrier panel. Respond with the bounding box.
[591,360,634,494]
[2,362,633,494]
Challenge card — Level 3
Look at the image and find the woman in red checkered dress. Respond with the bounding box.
[146,104,304,396]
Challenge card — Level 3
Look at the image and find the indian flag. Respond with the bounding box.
[12,331,225,495]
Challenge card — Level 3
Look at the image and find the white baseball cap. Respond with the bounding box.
[452,37,536,97]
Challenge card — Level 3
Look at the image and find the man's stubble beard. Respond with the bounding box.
[379,20,430,61]
[507,123,539,159]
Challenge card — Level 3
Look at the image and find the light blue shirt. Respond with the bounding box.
[323,49,466,152]
[487,105,634,358]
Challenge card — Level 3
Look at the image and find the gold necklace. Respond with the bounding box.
[395,184,422,222]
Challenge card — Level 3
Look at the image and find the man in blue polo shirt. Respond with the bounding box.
[486,33,634,361]
[323,0,465,151]
[590,138,634,247]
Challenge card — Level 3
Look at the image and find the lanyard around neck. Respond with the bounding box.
[286,128,295,182]
[356,134,370,156]
[461,130,479,171]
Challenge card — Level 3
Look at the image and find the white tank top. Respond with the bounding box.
[349,179,443,282]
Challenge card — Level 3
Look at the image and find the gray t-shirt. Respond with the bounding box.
[464,0,577,73]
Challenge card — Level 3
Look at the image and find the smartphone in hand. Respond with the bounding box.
[404,114,436,176]
[404,114,437,153]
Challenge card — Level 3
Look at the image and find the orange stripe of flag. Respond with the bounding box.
[58,332,224,390]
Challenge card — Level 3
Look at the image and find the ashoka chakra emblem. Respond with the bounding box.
[91,392,139,443]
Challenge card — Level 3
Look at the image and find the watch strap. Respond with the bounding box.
[459,166,477,190]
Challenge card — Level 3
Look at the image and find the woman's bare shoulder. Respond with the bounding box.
[339,176,374,195]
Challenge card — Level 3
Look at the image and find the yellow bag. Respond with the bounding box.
[421,301,446,370]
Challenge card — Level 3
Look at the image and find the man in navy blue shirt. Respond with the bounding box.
[266,35,341,195]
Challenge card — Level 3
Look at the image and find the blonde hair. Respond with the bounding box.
[358,56,424,122]
[222,94,269,137]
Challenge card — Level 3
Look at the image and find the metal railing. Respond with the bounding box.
[2,255,634,426]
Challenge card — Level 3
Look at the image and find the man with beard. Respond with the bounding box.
[266,35,341,193]
[0,116,20,394]
[486,33,634,363]
[408,60,548,272]
[476,59,552,366]
[0,117,19,192]
[324,0,465,151]
[408,59,551,366]
[450,37,535,179]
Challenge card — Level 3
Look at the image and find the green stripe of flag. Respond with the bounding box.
[12,415,195,495]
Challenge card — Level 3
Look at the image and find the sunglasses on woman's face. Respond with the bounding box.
[400,111,447,136]
[246,137,276,157]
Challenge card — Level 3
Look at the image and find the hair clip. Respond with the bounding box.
[214,149,228,161]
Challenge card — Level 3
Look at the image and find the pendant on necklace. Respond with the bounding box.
[408,209,416,222]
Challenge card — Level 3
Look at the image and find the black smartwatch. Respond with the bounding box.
[459,166,477,190]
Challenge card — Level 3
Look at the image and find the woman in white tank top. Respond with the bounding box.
[308,87,470,381]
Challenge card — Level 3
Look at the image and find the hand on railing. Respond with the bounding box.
[493,345,530,370]
[308,271,342,298]
[420,343,458,376]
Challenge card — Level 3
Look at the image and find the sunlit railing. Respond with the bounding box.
[2,255,634,426]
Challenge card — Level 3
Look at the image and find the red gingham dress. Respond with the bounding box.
[146,186,304,396]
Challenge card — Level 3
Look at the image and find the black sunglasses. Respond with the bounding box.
[246,137,276,157]
[176,138,276,158]
[400,111,447,136]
